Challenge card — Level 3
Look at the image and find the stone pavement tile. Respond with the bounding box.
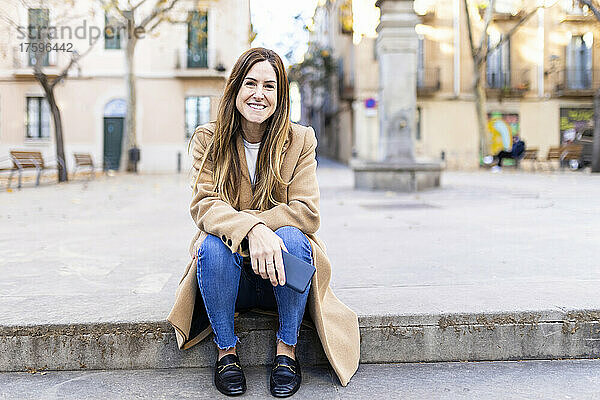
[2,360,600,400]
[0,365,337,400]
[342,360,600,400]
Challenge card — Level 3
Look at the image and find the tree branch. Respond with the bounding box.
[487,5,543,55]
[147,15,166,33]
[49,36,99,90]
[0,12,21,29]
[131,0,151,11]
[139,0,179,29]
[107,0,129,21]
[463,0,477,60]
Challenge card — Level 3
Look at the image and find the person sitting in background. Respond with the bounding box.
[493,135,526,169]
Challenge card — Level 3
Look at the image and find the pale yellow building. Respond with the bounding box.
[305,0,599,169]
[0,0,251,173]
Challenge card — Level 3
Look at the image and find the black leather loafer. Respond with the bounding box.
[214,354,246,396]
[270,354,301,398]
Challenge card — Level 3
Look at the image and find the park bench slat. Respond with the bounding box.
[10,151,46,169]
[562,144,583,161]
[521,149,538,160]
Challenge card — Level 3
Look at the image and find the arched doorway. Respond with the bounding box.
[103,99,126,171]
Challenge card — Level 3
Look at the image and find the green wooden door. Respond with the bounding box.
[103,117,124,171]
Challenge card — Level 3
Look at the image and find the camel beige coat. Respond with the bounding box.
[167,121,360,386]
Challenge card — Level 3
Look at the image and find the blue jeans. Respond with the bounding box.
[197,225,313,350]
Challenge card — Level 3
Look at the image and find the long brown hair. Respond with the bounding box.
[189,47,293,211]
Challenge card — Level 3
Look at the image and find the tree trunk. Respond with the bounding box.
[592,88,600,172]
[45,89,68,182]
[123,36,138,173]
[35,72,68,183]
[473,67,489,163]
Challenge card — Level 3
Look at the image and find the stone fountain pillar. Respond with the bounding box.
[351,0,442,191]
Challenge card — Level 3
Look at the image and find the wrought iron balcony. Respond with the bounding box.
[173,48,226,79]
[554,68,600,97]
[416,67,440,96]
[485,69,530,97]
[174,48,208,69]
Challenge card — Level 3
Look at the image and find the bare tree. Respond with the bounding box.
[577,0,600,172]
[463,0,544,162]
[99,0,181,172]
[0,1,98,182]
[32,46,97,182]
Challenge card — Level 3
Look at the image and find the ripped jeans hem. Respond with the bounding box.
[213,335,240,350]
[276,332,298,347]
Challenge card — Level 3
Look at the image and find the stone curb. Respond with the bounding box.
[2,310,600,372]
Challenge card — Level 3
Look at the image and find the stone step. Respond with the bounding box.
[2,310,600,373]
[3,361,600,399]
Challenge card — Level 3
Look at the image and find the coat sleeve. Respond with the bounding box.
[189,126,264,255]
[240,126,320,234]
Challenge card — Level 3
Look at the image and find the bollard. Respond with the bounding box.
[177,151,181,173]
[128,147,140,173]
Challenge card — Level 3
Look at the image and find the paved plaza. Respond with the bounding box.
[1,161,599,326]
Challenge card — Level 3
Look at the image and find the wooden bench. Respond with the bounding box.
[497,148,537,170]
[5,151,65,189]
[72,152,96,180]
[545,146,563,162]
[562,144,584,166]
[519,148,539,170]
[544,144,584,170]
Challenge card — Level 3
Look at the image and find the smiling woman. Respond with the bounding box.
[167,47,360,398]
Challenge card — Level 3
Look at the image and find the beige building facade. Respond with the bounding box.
[0,0,251,173]
[307,0,598,169]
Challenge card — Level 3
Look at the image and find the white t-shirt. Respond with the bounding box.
[242,137,261,187]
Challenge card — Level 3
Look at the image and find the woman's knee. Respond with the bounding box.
[275,226,309,255]
[199,234,231,264]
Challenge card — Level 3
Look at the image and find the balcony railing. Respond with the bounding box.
[485,69,530,97]
[416,67,440,95]
[174,48,209,69]
[173,48,226,79]
[554,68,600,96]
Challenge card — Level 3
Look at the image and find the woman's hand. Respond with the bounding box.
[247,223,288,286]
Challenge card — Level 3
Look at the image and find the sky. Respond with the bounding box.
[250,0,320,67]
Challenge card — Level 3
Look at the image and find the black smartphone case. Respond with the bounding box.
[281,250,316,293]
